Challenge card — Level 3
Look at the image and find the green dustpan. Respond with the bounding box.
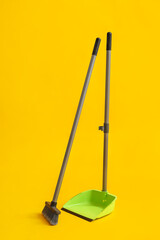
[62,190,116,221]
[62,33,117,221]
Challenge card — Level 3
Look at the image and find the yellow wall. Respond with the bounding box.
[0,0,160,239]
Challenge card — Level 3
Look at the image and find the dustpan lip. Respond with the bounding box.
[61,207,94,221]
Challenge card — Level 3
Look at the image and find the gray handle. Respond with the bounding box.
[102,32,112,191]
[52,38,101,203]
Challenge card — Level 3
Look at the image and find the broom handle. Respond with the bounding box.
[102,32,112,191]
[52,38,101,204]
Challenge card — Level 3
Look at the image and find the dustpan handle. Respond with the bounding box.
[52,38,101,204]
[102,32,112,191]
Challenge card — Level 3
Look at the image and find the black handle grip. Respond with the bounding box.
[92,38,101,56]
[107,32,112,50]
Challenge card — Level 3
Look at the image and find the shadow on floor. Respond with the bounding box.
[27,212,50,226]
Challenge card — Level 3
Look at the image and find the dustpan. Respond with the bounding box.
[62,190,116,221]
[62,33,117,221]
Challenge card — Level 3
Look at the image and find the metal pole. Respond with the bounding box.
[102,32,112,191]
[52,38,101,203]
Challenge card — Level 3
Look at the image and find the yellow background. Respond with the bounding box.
[0,0,160,239]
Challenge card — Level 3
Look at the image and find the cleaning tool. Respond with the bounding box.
[62,32,117,221]
[42,38,101,225]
